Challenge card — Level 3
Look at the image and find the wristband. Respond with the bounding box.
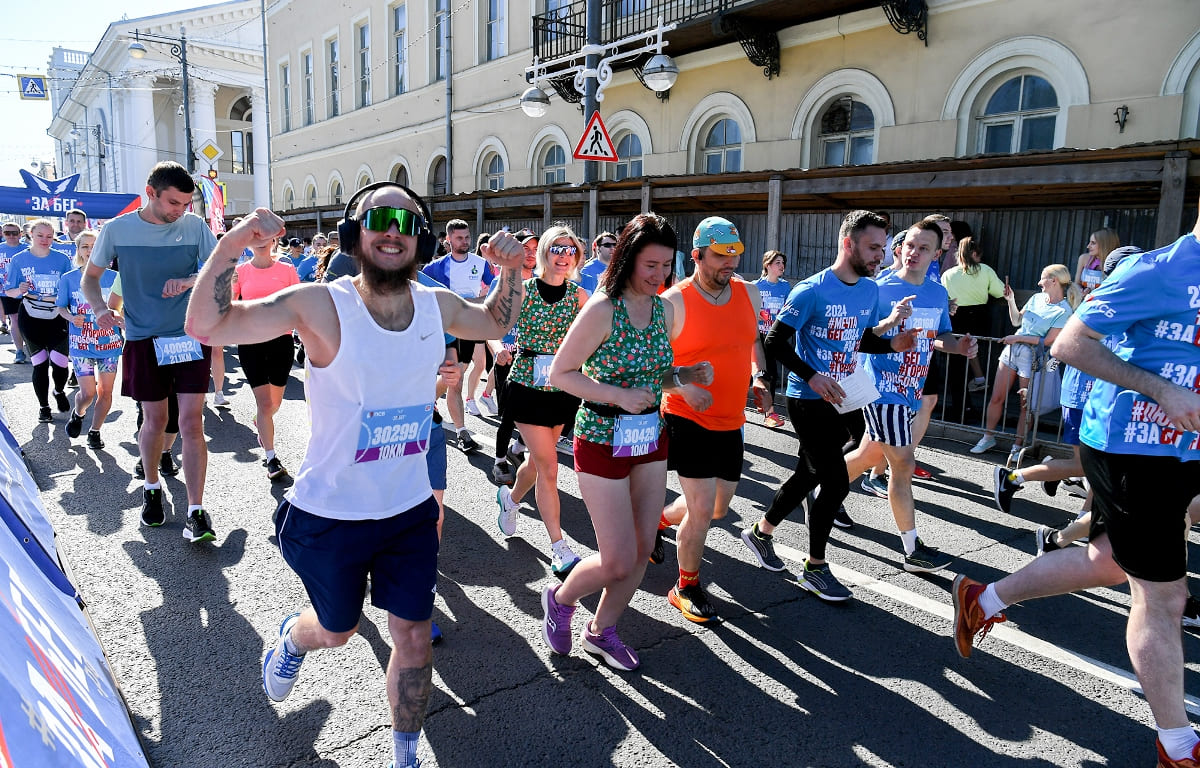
[671,366,682,388]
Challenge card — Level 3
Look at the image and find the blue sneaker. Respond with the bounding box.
[263,613,305,702]
[431,621,443,645]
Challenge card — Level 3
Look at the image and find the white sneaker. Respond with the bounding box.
[556,435,574,456]
[478,393,499,416]
[213,391,230,408]
[465,398,481,417]
[496,486,519,536]
[970,434,996,454]
[550,539,581,574]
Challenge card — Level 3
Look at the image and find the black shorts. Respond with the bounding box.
[17,309,68,356]
[922,352,945,398]
[506,380,580,428]
[238,334,294,388]
[1,296,21,315]
[1081,445,1200,583]
[665,412,744,482]
[121,337,213,401]
[454,338,480,366]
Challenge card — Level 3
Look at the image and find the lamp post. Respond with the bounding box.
[521,13,678,184]
[129,26,194,173]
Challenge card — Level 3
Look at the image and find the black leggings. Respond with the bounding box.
[492,361,516,459]
[764,397,865,561]
[19,309,68,408]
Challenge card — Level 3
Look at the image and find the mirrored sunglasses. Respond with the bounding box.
[359,206,427,235]
[548,244,579,256]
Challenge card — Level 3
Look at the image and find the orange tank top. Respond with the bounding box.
[664,278,757,430]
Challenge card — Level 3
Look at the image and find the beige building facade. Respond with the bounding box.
[266,0,1200,212]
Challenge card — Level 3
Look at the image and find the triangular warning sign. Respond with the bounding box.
[573,112,618,162]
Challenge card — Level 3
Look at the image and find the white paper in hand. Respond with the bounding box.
[832,367,881,414]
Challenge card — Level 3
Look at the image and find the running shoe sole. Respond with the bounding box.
[581,631,639,671]
[667,587,720,624]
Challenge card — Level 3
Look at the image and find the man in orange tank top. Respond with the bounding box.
[659,217,772,624]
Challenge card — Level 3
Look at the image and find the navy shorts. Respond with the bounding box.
[426,423,447,491]
[275,496,440,632]
[1060,406,1082,446]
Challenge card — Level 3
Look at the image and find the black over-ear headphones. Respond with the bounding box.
[336,180,439,260]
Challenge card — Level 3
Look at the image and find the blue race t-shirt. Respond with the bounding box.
[90,210,217,341]
[777,267,881,400]
[753,277,791,335]
[297,254,320,282]
[0,242,26,286]
[864,270,953,410]
[5,248,74,320]
[56,268,123,358]
[578,258,607,296]
[1076,233,1200,460]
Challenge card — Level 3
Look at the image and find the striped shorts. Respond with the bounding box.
[863,402,917,447]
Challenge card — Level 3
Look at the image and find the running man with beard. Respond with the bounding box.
[741,210,917,601]
[186,182,526,768]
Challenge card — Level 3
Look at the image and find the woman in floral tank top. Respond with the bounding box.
[495,225,590,576]
[536,213,712,672]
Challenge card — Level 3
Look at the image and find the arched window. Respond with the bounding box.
[393,164,409,186]
[430,157,447,196]
[978,74,1058,153]
[283,187,295,209]
[357,172,372,189]
[613,132,642,180]
[818,97,874,167]
[702,118,741,173]
[540,144,566,184]
[484,154,504,191]
[306,184,317,207]
[330,179,343,205]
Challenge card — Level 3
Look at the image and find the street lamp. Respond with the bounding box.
[521,16,678,117]
[129,26,194,173]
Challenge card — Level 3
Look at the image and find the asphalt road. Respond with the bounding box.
[4,347,1198,768]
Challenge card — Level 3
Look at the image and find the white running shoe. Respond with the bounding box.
[970,434,996,454]
[213,391,230,408]
[550,539,581,574]
[465,398,481,417]
[496,486,519,536]
[478,393,499,416]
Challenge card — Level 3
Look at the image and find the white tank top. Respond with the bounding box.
[287,277,446,520]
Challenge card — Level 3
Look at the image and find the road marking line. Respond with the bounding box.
[770,539,1200,716]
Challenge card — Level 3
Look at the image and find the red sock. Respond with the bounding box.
[658,512,672,531]
[677,568,699,590]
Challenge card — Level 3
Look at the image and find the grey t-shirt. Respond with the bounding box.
[322,250,359,281]
[90,210,216,341]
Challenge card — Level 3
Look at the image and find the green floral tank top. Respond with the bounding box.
[509,277,583,392]
[575,295,672,445]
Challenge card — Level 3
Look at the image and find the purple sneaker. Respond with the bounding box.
[581,624,640,671]
[541,585,576,655]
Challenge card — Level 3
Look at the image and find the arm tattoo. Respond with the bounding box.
[214,266,235,316]
[391,662,433,732]
[487,267,521,329]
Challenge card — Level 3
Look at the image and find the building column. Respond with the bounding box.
[250,87,270,208]
[123,74,156,194]
[190,82,219,173]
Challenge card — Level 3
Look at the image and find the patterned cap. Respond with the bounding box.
[692,216,743,256]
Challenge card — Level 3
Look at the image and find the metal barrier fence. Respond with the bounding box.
[924,334,1072,465]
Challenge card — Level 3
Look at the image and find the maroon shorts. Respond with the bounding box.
[573,433,669,480]
[121,337,213,401]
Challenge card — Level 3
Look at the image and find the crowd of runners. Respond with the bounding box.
[2,164,1197,767]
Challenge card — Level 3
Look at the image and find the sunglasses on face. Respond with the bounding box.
[2,231,19,237]
[599,241,616,248]
[359,206,427,235]
[549,244,579,256]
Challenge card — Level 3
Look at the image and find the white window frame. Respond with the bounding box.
[278,59,292,132]
[355,17,372,108]
[302,49,315,126]
[816,97,876,168]
[391,3,408,96]
[976,73,1059,154]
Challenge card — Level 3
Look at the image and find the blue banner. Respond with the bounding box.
[1,171,140,219]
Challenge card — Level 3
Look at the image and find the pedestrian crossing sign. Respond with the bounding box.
[573,112,618,162]
[19,75,48,101]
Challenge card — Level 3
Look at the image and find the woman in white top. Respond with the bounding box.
[972,263,1080,461]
